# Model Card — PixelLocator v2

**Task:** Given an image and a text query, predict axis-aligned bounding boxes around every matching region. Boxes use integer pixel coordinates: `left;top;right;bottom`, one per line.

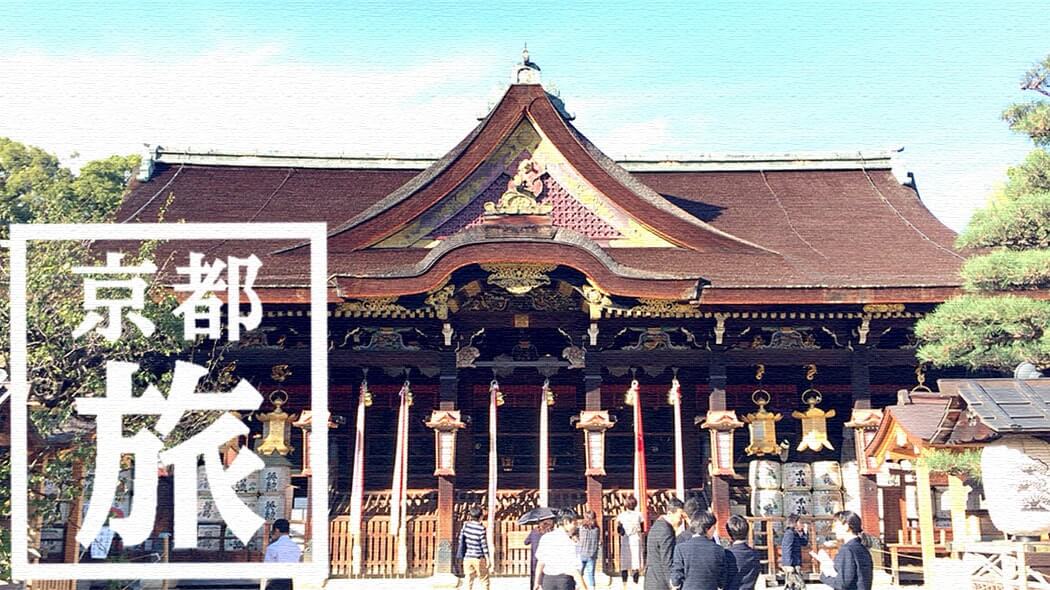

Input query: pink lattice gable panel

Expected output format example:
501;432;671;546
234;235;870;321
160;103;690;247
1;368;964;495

541;176;622;240
428;173;623;241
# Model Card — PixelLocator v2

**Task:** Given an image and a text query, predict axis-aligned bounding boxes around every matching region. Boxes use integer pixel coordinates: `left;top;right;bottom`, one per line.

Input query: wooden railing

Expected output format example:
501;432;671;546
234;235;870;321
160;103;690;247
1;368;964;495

329;514;437;577
329;487;694;578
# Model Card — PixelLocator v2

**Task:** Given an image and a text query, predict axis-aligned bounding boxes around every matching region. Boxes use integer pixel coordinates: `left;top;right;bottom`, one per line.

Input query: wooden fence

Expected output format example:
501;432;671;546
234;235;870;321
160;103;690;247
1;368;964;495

330;487;693;578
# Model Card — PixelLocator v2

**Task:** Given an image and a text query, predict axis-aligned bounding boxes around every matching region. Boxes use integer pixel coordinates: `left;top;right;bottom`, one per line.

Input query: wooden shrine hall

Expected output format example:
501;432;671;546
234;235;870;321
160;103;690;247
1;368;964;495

115;50;977;580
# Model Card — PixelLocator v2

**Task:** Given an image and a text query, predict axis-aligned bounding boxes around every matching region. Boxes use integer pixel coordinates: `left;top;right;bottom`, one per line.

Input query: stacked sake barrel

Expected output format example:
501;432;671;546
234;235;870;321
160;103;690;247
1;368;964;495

196;464;222;551
811;461;845;543
782;462;813;518
748;460;784;518
228;471;262;551
748;461;844;517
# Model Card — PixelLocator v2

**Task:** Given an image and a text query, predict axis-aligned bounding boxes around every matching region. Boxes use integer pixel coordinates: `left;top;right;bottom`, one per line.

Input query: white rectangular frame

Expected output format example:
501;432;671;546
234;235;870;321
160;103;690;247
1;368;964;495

9;223;329;581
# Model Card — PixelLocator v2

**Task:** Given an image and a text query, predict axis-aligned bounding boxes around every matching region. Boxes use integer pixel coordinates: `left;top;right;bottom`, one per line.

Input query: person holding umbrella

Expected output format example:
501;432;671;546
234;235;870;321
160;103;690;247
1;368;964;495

522;506;556;590
534;509;588;590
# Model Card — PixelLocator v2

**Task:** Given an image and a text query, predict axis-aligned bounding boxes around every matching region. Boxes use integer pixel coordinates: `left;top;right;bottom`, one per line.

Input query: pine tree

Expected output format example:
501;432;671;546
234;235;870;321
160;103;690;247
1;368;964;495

916;57;1050;372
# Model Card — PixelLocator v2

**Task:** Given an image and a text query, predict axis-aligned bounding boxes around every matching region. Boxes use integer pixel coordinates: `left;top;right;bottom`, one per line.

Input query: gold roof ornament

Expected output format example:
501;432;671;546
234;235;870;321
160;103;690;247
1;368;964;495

912;363;931;393
484;159;553;216
256;390;296;456
270;364;292;383
480;263;556;295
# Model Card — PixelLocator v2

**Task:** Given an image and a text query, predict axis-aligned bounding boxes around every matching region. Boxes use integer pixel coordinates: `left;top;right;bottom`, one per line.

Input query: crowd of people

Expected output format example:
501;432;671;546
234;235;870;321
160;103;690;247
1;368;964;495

457;500;874;590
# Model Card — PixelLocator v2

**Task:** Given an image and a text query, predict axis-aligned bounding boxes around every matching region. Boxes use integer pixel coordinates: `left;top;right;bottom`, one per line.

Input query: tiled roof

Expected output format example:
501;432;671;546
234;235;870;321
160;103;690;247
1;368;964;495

116;84;965;302
939;379;1050;434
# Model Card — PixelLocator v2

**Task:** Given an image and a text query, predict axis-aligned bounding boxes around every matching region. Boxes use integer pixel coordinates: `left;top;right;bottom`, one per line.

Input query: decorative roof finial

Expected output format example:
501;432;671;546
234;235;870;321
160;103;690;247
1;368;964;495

514;44;541;84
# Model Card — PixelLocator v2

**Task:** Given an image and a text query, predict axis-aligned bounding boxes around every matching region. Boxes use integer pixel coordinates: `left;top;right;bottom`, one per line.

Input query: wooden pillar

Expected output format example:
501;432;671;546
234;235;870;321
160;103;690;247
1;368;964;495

915;456;937;584
948;474;971;551
681;377;700;491
584;355;604;529
851;346;880;536
63;459;85;564
434;352;458;577
708;347;731;540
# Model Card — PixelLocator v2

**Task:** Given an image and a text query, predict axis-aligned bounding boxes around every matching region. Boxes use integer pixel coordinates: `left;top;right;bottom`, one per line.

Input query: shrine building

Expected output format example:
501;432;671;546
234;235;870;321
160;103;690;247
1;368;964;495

109;50;977;580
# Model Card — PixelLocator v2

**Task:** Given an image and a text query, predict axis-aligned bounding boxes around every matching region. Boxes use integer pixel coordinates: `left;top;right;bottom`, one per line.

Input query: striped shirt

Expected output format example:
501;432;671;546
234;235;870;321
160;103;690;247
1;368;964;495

458;521;489;559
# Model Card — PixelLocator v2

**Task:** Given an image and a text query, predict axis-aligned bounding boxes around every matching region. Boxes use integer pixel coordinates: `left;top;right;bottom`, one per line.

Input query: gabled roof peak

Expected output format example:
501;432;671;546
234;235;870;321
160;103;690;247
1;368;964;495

514;44;542;84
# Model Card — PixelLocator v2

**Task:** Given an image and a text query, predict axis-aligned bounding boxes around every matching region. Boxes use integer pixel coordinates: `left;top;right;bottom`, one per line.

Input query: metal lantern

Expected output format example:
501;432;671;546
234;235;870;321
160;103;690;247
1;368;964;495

793;389;836;452
576;410;615;476
425;410;466;476
845;408;883;475
700;410;744;476
256;390;295;456
744;389;783;456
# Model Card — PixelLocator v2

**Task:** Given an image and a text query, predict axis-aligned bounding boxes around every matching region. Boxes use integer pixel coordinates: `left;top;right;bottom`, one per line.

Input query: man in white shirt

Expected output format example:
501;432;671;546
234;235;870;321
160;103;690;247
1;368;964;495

264;519;301;590
534;509;588;590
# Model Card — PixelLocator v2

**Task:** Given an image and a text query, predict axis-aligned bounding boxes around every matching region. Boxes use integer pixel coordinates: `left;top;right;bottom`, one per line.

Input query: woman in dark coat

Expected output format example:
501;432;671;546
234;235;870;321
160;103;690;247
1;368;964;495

813;511;873;590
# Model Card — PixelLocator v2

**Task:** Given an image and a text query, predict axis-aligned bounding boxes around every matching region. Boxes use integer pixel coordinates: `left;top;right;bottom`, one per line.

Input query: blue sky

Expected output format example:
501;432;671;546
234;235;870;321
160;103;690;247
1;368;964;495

2;1;1046;231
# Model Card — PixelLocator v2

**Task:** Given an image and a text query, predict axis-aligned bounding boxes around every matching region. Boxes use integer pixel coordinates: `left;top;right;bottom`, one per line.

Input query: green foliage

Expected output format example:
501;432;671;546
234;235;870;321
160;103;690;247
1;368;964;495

916;295;1050;369
919;55;1050;372
957;192;1050;251
1003;150;1050;200
923;448;983;481
1002;56;1050;146
1003;101;1050;146
0;138;210;581
0;137;71;234
961;249;1050;291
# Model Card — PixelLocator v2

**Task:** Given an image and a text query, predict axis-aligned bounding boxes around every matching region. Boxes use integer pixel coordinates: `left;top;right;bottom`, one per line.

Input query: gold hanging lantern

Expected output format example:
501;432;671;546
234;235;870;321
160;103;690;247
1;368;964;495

256;390;296;456
793;388;836;452
744;389;783;456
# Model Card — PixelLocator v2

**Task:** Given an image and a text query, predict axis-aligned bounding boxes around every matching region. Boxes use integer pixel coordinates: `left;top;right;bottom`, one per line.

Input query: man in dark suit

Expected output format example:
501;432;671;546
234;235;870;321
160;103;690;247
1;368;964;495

815;511;873;590
669;510;734;590
676;497;705;545
644;498;686;590
725;515;762;590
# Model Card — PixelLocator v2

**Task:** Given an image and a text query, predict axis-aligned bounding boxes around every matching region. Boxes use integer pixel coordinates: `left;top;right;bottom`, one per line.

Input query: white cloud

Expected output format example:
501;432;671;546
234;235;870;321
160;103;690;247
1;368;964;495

0;46;1015;234
0;46;501;169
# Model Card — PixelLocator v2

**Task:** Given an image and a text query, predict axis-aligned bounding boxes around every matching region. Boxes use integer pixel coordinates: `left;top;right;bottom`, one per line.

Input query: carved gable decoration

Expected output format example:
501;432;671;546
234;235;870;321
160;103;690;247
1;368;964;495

375;119;671;249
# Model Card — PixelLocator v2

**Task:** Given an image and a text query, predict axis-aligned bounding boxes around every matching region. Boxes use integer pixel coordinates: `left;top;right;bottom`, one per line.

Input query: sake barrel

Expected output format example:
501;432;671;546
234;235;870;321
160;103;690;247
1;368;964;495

812;461;843;490
748;460;782;490
811;490;844;516
257;494;285;522
782;462;813;491
812;519;835;545
783;491;812;517
197;494;221;522
750;489;784;518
